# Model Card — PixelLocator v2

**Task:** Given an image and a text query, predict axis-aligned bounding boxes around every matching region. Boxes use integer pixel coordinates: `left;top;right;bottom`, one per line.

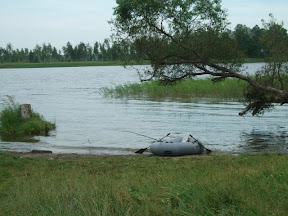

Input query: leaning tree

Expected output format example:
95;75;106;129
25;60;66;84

111;0;288;115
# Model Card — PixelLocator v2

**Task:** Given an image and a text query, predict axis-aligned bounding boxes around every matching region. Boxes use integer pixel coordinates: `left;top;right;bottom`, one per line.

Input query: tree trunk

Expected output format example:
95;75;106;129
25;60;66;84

20;104;32;119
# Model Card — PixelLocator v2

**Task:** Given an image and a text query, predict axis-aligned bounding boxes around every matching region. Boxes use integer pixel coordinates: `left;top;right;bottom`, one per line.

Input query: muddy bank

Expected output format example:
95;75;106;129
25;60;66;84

1;151;140;159
1;150;216;160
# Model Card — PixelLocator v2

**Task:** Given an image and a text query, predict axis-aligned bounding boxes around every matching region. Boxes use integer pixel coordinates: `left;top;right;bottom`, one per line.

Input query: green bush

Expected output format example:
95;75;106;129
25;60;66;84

0;97;55;137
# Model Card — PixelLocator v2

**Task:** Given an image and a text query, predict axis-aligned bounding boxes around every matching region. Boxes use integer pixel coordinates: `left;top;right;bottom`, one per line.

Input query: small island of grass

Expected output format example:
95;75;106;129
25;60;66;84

0;98;55;138
101;78;247;100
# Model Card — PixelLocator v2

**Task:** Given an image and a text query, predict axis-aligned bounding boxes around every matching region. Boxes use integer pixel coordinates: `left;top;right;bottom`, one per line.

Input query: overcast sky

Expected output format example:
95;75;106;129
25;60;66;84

1;0;288;50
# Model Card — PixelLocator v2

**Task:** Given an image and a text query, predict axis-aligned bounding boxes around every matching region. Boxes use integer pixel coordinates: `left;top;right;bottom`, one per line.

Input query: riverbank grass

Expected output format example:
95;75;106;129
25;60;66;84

0;61;125;68
0;153;287;215
0;59;263;69
102;78;247;100
0;99;55;137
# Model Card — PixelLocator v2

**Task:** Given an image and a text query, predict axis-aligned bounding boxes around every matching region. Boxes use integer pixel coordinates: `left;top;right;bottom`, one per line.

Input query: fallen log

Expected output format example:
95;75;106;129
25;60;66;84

31;150;53;154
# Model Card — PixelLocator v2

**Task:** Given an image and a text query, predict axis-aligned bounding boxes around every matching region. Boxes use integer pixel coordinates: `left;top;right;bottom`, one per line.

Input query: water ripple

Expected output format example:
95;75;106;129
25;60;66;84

0;64;287;155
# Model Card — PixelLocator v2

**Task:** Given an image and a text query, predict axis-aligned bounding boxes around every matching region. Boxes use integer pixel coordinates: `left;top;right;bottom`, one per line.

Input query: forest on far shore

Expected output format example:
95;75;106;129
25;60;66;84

1;24;287;64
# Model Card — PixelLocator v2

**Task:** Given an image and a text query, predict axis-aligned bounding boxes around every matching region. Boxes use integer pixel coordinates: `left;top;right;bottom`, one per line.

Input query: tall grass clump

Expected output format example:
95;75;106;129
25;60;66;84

0;97;55;137
101;78;246;100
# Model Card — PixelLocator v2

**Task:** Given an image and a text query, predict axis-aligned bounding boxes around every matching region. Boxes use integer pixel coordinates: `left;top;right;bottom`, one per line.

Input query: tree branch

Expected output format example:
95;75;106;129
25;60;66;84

147;21;204;61
239;103;255;116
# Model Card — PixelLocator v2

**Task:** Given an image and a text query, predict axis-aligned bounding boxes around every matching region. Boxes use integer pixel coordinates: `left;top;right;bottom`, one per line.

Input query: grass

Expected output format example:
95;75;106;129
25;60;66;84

0;98;55;137
0;60;150;69
0;153;287;215
0;59;263;69
0;61;126;69
101;78;247;100
245;58;264;63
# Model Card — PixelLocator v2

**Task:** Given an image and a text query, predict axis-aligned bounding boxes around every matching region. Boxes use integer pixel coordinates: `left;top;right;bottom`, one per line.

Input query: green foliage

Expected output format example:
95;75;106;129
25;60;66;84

112;1;288;115
0;153;288;215
111;0;247;96
0;39;136;64
0;97;55;137
233;24;265;58
261;14;288;63
243;14;288;115
102;78;246;100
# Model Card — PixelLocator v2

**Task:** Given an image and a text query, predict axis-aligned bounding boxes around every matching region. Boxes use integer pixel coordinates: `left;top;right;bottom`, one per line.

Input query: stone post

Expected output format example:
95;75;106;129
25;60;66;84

20;104;32;119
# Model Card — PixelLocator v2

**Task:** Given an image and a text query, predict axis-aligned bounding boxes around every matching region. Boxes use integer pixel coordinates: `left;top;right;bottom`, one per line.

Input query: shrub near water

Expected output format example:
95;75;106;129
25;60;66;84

0;100;55;137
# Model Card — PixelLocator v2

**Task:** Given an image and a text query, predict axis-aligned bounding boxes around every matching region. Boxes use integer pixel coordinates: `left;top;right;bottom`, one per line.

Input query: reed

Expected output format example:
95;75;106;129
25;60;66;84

101;78;247;100
0;98;55;137
0;153;287;215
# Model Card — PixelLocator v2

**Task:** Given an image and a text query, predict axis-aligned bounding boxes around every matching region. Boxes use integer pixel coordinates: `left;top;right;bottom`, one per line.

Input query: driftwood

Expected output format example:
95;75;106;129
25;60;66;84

31;150;53;154
20;104;32;119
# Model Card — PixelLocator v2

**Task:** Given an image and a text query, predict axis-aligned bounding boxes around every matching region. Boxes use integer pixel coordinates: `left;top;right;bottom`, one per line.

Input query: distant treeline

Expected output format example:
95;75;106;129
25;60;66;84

0;38;137;63
1;24;287;64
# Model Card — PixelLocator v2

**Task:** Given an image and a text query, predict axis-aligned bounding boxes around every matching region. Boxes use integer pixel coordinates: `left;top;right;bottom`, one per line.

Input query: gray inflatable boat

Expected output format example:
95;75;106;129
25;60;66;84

150;135;207;156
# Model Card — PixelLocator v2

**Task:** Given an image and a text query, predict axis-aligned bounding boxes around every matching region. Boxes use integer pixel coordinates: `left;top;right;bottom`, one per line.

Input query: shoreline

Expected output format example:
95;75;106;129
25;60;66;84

2;150;140;159
0;59;263;69
1;149;255;159
0;61;126;69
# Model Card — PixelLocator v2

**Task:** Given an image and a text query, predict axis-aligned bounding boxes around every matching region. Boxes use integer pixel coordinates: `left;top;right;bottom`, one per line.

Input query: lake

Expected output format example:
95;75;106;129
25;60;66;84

0;63;287;155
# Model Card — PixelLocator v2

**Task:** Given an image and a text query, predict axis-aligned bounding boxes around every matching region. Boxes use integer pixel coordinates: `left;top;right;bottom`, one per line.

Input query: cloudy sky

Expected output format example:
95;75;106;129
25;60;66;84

1;0;288;50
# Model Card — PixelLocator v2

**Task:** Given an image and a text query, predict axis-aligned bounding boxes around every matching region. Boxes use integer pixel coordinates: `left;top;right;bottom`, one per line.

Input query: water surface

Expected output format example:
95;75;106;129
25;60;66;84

0;63;287;155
